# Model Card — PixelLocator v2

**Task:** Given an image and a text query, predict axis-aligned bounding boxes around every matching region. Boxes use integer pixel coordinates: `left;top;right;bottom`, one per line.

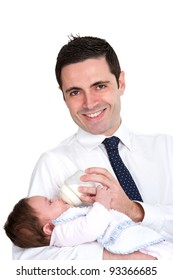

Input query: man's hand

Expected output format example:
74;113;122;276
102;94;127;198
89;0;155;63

78;167;144;222
103;249;157;260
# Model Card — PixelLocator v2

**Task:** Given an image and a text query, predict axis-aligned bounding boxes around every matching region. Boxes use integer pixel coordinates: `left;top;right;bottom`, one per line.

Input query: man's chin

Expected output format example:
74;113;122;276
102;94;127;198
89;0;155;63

85;126;109;135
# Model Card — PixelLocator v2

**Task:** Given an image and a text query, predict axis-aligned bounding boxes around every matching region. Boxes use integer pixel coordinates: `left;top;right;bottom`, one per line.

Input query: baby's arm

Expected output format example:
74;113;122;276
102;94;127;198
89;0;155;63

94;185;111;209
51;187;112;247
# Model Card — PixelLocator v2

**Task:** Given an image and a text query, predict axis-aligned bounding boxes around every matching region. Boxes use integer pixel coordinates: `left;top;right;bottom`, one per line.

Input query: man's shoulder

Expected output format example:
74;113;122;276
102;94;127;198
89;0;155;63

131;129;173;140
129;129;173;148
50;133;77;152
32;133;78;173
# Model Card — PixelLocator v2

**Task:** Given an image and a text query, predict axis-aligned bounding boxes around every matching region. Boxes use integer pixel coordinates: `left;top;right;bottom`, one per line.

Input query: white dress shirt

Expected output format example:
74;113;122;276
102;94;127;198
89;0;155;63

13;123;173;259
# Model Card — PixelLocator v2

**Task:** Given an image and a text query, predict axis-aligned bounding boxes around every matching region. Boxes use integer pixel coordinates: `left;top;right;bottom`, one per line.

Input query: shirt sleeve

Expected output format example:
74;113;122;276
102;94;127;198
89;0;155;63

50;203;112;247
139;202;173;243
12;242;103;260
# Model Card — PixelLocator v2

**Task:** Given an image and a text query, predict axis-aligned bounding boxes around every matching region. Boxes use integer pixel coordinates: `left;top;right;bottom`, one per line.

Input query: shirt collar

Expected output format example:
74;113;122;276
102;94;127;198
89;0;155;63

76;122;132;152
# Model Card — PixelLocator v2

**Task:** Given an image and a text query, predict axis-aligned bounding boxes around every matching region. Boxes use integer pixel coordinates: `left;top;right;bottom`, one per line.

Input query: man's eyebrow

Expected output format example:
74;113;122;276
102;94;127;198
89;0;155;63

90;80;110;87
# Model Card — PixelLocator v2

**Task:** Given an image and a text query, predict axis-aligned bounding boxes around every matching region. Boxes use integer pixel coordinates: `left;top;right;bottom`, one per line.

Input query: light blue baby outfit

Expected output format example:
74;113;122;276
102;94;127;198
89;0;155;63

52;203;164;254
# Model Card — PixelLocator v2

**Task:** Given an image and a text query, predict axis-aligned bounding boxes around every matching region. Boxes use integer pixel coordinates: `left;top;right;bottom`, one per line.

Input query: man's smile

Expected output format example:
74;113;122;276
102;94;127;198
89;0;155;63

83;109;106;119
81;108;107;122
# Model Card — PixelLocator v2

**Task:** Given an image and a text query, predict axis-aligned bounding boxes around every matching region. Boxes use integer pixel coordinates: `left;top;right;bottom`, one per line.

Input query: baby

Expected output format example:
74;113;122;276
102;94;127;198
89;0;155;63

4;186;173;259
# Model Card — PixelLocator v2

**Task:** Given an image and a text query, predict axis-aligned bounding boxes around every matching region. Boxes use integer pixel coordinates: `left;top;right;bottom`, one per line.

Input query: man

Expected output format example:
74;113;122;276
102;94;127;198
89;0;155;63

13;36;173;260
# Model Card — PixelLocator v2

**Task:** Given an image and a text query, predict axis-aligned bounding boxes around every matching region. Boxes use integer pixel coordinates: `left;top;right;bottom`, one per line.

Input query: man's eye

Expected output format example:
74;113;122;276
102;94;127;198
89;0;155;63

70;90;79;96
97;84;106;90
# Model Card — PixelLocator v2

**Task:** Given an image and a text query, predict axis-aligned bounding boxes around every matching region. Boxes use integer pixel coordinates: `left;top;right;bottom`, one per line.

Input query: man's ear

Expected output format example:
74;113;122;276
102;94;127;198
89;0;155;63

43;222;54;236
58;85;66;101
118;71;126;92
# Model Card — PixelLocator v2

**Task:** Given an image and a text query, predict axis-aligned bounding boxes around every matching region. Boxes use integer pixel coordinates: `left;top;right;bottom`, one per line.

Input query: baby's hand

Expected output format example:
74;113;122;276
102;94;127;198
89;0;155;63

95;185;111;210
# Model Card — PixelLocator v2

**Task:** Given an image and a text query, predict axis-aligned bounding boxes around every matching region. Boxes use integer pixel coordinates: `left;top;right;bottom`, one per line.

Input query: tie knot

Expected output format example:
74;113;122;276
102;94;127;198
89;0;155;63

102;136;120;151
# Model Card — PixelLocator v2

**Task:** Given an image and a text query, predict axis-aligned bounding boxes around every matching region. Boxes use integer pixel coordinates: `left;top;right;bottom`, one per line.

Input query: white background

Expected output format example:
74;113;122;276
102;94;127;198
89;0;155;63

1;0;173;261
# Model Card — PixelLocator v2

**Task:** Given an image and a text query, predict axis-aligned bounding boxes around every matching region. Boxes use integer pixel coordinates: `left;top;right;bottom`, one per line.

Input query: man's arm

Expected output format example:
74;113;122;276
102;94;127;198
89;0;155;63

103;249;157;260
12;243;103;260
14;154;157;260
79;167;173;243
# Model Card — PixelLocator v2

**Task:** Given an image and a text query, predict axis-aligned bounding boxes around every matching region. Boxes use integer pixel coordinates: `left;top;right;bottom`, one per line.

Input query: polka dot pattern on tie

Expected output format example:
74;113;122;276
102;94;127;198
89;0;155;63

102;136;143;201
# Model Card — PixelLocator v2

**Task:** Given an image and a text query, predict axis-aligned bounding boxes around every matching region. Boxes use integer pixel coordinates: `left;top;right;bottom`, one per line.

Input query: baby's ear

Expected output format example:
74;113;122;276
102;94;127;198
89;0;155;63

43;222;54;235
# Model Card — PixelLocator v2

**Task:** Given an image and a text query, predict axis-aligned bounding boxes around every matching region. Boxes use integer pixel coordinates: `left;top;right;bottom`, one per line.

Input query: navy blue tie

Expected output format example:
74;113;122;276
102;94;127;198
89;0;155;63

103;136;143;201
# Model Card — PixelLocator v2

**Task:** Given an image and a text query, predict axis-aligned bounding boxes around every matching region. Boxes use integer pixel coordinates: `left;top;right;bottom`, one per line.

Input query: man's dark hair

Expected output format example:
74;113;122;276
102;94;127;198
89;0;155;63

55;35;121;89
4;198;49;248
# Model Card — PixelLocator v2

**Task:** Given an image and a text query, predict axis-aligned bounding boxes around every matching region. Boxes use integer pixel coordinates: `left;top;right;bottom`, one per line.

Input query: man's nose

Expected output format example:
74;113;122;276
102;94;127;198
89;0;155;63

83;91;97;109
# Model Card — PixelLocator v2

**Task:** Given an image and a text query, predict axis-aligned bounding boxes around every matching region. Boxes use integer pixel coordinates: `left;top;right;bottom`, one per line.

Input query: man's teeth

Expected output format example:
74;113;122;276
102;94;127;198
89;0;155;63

87;111;102;118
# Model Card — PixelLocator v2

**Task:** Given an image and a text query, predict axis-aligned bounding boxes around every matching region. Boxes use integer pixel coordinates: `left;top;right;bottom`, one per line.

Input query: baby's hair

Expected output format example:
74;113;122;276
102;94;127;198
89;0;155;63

4;198;49;248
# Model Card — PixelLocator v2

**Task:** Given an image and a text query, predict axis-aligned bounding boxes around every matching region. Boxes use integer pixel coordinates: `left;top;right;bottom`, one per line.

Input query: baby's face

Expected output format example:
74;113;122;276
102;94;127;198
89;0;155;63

28;196;71;221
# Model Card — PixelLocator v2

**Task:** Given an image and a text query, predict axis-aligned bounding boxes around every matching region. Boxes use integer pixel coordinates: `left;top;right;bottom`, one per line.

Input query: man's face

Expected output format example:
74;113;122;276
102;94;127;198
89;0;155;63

61;57;125;136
